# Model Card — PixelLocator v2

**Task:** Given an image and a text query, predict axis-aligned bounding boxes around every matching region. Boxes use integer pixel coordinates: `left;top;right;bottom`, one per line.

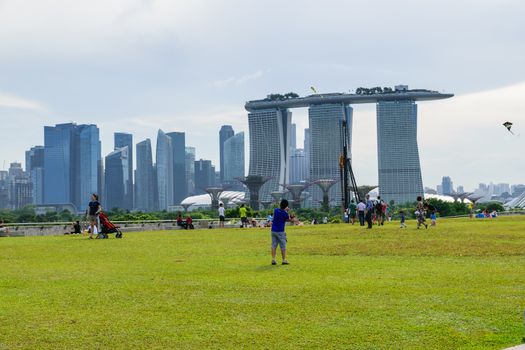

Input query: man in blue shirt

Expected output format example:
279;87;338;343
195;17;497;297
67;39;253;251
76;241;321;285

271;199;291;265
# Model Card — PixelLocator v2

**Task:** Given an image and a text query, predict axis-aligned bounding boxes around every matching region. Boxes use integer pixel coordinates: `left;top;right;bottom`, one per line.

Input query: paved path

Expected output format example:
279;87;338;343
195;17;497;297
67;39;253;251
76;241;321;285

505;344;525;350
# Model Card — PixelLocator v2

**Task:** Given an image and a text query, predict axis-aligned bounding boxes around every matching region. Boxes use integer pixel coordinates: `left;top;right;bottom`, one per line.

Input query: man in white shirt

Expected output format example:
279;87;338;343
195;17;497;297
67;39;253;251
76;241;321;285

218;203;225;228
357;200;366;226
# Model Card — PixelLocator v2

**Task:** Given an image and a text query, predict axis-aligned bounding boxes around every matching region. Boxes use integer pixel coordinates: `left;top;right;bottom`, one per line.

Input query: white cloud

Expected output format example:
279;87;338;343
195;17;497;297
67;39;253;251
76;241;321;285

0;93;44;110
209;70;265;88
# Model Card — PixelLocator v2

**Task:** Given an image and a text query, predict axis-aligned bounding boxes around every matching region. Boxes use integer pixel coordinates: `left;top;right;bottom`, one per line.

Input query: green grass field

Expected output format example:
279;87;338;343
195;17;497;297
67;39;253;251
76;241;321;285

1;217;525;349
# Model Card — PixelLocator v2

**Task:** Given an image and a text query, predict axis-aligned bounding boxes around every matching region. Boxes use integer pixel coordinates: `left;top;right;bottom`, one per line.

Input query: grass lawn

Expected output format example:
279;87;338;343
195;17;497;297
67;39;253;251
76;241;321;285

1;216;525;349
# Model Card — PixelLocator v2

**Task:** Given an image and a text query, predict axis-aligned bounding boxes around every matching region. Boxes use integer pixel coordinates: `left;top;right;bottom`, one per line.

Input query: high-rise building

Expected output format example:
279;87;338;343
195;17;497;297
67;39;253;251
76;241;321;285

43;123;101;211
290;123;297;154
441;176;454;195
219;125;235;185
309;104;352;205
194;159;215;193
245;87;453;207
436;184;443;195
457;185;465;193
185;147;196;196
247;108;291;201
7;162;32;209
114;133;134;210
156;129;173;210
166;132;187;204
289;148;308;184
135;139;156;212
104;147;129;210
25;146;45;205
223;132;245;190
377;101;423;204
0;171;9;209
304;128;310;181
77;125;102;211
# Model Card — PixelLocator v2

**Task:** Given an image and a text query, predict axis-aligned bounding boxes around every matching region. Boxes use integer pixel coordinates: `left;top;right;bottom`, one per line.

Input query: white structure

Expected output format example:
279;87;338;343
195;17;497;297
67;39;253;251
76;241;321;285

180;191;246;211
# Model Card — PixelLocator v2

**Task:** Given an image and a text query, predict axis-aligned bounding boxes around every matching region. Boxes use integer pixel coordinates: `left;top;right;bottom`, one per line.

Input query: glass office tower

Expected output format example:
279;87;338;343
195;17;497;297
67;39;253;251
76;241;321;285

156;129;173;210
104;147;129;210
135;139;156;211
115;132;134;209
223;132;245;190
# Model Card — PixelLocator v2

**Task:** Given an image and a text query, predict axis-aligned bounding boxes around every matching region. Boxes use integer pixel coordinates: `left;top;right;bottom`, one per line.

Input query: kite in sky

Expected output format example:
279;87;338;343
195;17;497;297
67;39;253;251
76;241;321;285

310;86;318;94
503;121;514;135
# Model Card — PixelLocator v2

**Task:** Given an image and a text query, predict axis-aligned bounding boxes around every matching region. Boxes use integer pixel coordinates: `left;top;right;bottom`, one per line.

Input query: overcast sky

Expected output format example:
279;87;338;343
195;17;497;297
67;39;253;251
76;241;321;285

1;0;524;191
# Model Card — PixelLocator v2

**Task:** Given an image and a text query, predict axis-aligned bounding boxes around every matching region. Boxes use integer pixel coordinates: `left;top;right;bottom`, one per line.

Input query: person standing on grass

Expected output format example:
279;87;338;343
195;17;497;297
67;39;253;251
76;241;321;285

416;196;428;229
271;199;291;265
357;199;366;226
218;203;225;228
239;204;248;228
375;196;385;226
87;193;101;239
399;210;407;228
365;194;374;229
430;211;437;227
348;200;357;225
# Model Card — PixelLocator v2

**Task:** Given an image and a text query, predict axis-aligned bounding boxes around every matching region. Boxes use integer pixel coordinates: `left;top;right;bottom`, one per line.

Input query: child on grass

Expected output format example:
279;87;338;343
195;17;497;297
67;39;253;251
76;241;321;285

271;199;291;265
430;211;437;226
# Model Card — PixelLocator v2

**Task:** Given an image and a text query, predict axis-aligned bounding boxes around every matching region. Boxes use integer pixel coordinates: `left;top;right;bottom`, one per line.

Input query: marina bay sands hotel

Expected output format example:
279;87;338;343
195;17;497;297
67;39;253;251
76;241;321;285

245;85;453;205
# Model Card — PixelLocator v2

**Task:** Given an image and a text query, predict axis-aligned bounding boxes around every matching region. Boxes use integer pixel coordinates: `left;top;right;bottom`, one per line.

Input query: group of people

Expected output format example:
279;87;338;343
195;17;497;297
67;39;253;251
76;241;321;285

344;195;438;229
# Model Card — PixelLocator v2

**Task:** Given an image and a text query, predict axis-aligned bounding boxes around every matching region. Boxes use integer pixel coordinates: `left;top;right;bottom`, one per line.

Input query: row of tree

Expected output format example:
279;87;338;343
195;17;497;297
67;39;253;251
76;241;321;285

355;87;394;95
0;200;508;224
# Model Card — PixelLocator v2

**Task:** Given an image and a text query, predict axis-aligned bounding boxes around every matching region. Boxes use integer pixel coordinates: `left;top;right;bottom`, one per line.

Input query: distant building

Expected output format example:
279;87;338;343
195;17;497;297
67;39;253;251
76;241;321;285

135;139;156;212
376;101;423;204
0;171;9;209
457;185;465;193
43;123;101;212
247;108;291;201
166;132;187;204
223;132;245;191
114;133;134;210
26;146;45;205
290;123;297;154
309;104;352;205
289;148;308;184
219;125;234;185
156;130;174;210
441;176;454;195
511;184;525;197
185;147;196;196
104;147;129;210
194;159;215;194
7;162;32;209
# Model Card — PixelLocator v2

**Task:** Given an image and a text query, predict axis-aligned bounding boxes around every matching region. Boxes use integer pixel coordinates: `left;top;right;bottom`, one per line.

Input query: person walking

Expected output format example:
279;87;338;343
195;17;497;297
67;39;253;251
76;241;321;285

87;193;101;239
416;196;428;229
218;203;225;228
375;196;385;226
357;199;366;226
365;194;374;229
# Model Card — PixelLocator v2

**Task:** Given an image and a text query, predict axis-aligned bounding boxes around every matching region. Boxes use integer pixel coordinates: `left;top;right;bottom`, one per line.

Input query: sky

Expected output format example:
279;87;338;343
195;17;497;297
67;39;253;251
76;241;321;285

0;0;524;191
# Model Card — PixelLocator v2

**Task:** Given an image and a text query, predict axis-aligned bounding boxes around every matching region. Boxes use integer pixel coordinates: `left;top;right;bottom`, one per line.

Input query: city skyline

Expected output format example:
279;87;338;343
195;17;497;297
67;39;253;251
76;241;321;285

1;0;524;190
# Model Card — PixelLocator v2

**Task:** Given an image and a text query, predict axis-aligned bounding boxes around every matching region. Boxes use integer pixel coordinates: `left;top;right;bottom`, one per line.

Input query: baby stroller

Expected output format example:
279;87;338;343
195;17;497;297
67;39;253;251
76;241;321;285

98;212;123;239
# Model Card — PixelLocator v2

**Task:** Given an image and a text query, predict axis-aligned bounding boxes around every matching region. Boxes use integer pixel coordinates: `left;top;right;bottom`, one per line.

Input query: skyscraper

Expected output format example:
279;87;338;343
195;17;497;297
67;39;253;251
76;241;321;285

104;147;129;210
194;159;214;193
135;139;156;211
309;104;352;205
289;148;308;184
26;146;44;205
290;123;297;154
77;124;101;211
114;133;134;210
219;125;234;185
156;129;173;210
223;132;245;190
377;100;423;204
185;147;196;196
441;176;454;195
247;108;291;201
43;123;101;211
166;132;187;204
